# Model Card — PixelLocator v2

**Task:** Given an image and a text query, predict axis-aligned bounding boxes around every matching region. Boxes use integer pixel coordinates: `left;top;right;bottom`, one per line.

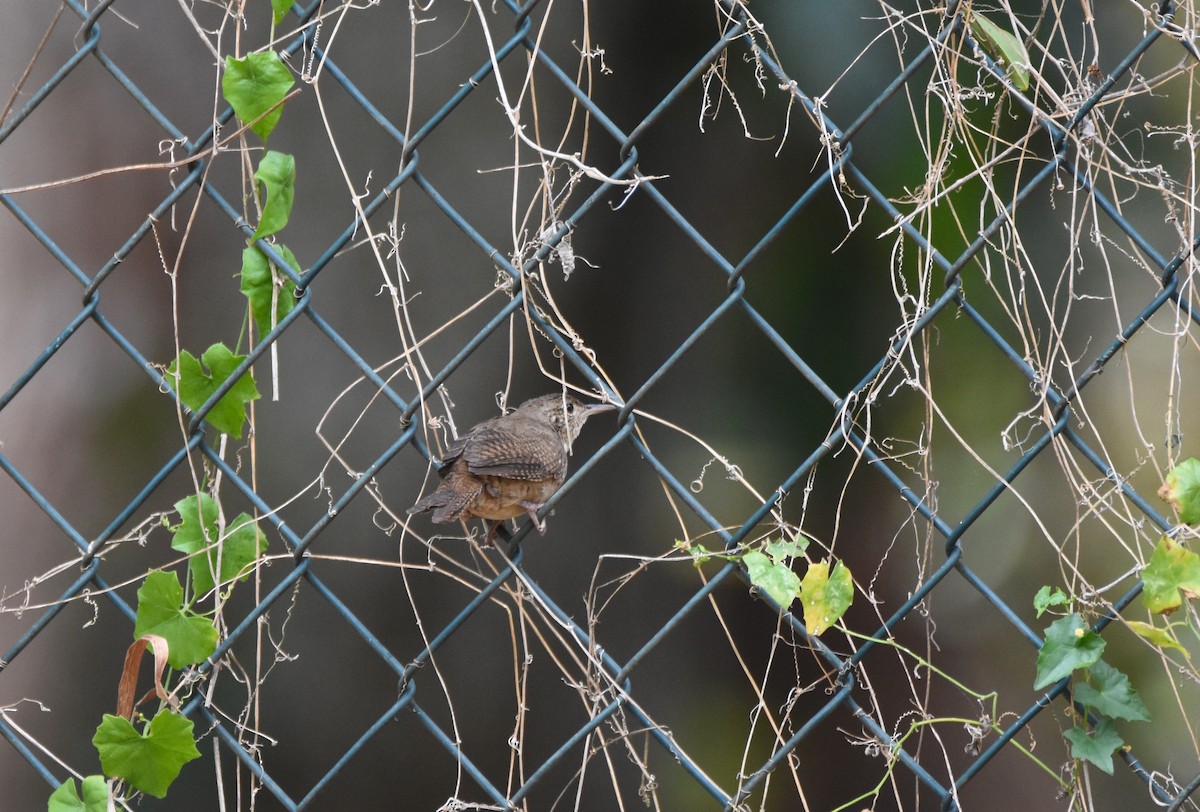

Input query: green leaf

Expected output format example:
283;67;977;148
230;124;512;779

1126;619;1190;659
251;151;296;241
169;495;267;597
969;13;1031;91
1063;719;1123;775
1142;535;1200;615
1160;458;1200;525
765;536;808;562
1074;660;1150;723
48;775;108;812
169;493;220;565
1033;585;1069;618
133;571;218;669
221;51;294;141
799;559;854;636
271;0;296;25
93;710;201;799
241;245;299;338
166;343;261;438
1034;614;1105;690
743;550;801;611
675;539;719;566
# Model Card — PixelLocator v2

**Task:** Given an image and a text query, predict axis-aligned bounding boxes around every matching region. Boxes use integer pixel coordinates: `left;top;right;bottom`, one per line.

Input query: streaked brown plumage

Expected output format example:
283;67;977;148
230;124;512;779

408;393;614;539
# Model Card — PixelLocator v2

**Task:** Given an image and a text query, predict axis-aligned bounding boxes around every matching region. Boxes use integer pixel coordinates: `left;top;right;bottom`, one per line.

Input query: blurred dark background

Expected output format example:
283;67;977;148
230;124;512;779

2;1;1198;810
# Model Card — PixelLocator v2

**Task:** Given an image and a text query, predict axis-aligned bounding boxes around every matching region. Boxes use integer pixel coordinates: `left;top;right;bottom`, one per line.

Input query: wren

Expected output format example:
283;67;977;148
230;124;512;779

407;393;614;540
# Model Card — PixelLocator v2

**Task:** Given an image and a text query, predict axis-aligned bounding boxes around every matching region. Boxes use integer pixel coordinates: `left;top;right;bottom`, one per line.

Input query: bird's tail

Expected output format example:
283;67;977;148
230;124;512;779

408;476;479;524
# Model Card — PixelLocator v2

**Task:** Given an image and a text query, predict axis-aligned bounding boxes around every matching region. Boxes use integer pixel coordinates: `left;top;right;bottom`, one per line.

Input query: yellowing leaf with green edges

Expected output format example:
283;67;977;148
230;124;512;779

1126;620;1189;659
1142;535;1200;615
799;559;853;636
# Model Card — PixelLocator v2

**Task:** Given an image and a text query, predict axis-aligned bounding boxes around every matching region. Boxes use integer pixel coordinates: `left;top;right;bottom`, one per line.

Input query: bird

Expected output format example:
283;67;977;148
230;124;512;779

407;393;615;542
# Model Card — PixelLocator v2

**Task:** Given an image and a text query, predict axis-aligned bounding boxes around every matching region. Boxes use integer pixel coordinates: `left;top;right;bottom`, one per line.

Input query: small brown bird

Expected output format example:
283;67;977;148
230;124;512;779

408;393;615;540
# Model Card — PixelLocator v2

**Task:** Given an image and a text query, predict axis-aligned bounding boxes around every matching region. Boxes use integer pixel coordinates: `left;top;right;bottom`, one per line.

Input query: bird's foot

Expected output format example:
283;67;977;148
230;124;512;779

483;521;512;547
521;504;548;535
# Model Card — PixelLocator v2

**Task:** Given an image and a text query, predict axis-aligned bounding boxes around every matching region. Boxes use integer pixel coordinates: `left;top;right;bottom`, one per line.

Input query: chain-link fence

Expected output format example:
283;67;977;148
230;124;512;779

3;1;1200;810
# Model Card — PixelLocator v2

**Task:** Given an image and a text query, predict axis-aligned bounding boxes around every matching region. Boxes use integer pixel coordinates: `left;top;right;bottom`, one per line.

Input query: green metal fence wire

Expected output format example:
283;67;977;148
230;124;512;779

3;0;1200;809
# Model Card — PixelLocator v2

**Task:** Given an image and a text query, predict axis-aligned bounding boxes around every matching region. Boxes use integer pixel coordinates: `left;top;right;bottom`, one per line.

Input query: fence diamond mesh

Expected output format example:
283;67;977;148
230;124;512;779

3;1;1200;810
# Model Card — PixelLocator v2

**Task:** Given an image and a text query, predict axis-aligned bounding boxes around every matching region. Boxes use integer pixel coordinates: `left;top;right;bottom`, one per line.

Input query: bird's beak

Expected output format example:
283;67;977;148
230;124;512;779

586;402;617;417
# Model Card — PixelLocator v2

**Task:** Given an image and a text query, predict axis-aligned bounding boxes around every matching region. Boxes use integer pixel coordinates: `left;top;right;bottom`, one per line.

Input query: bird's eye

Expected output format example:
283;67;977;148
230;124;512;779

565;402;576;413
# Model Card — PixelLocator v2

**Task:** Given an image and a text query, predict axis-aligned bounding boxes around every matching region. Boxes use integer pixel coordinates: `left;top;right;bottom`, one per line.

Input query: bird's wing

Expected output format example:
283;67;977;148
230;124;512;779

460;421;567;481
434;434;469;477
